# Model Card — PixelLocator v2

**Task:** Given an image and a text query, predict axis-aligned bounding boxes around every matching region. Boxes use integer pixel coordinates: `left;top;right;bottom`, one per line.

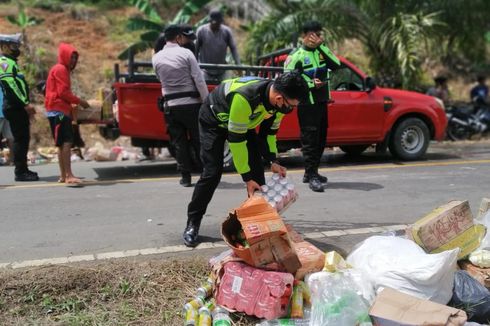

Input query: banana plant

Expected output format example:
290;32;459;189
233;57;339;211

118;0;212;60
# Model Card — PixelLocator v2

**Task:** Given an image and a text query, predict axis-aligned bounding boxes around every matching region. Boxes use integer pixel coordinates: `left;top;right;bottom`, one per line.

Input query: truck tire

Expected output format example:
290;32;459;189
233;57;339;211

389;117;430;160
339;145;370;156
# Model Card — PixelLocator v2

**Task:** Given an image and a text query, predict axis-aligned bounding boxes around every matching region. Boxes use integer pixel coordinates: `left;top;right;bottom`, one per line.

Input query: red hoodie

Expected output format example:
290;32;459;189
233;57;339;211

45;43;80;116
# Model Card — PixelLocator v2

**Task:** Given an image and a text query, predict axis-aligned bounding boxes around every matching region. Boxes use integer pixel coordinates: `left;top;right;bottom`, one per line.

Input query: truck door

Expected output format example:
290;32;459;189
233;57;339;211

328;65;385;144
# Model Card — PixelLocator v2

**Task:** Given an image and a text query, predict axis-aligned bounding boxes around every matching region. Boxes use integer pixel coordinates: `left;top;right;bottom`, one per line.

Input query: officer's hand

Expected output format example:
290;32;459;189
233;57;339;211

246;180;261;198
313;78;325;88
79;99;90;109
307;33;323;48
271;162;287;177
25;104;36;116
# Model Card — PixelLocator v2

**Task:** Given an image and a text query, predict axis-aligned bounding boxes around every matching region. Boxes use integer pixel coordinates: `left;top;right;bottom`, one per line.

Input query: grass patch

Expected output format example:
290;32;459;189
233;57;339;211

0;257;258;325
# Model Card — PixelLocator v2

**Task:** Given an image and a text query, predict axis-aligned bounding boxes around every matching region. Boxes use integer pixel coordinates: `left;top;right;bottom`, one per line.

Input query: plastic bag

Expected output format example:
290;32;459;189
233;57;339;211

450;270;490;323
306;271;373;326
346;236;459;304
469;211;490;268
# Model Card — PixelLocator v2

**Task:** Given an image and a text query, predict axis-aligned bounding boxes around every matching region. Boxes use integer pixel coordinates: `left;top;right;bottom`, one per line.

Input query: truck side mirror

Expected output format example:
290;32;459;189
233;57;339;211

365;76;376;92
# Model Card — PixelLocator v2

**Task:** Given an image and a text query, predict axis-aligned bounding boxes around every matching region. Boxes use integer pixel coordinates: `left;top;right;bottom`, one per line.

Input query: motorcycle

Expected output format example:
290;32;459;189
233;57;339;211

446;101;490;141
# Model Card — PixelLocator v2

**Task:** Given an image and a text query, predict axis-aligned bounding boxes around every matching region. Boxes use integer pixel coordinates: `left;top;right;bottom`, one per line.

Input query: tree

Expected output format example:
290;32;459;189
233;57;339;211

246;0;489;89
118;0;212;59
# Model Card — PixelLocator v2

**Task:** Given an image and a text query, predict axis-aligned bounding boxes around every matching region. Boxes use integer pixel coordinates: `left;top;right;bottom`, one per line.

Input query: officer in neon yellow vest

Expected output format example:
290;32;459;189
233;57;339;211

184;72;308;247
0;33;39;181
284;21;340;192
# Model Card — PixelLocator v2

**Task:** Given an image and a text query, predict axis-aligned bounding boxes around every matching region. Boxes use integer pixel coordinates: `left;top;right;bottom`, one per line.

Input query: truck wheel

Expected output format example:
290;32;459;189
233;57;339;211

339;145;370;156
389;117;430;160
223;141;234;171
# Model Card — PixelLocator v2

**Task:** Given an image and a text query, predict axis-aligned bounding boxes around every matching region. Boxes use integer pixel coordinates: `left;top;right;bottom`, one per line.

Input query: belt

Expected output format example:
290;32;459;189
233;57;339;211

163;91;200;102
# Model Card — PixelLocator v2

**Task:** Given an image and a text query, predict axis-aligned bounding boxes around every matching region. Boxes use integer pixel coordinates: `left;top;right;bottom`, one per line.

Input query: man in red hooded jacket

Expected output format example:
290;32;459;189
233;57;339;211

45;43;89;185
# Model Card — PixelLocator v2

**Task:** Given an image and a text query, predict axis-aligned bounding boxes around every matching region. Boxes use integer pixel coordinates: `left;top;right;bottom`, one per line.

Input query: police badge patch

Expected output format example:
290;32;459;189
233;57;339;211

304;57;311;65
1;62;9;71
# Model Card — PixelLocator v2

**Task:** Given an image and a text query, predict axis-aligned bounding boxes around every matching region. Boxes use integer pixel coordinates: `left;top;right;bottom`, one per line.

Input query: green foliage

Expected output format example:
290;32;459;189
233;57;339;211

7;3;43;29
248;0;490;89
171;0;212;24
128;0;162;23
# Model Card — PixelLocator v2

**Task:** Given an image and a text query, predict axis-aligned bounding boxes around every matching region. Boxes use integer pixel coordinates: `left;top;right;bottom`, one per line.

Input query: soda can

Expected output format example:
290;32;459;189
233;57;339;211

184;306;198;326
266;179;275;188
260;185;269;193
280;189;290;202
290;283;304;318
279;177;289;186
198;306;212;326
273;184;283;193
274;195;284;211
271;173;280;182
266;189;276;199
196;282;213;300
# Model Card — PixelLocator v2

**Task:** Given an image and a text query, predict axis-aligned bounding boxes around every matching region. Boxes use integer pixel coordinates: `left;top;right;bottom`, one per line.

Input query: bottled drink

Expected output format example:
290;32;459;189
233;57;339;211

212;306;232;326
184;306;198;326
256;318;310;326
183;297;204;312
196;282;213;300
198;306;212;326
290;283;304;318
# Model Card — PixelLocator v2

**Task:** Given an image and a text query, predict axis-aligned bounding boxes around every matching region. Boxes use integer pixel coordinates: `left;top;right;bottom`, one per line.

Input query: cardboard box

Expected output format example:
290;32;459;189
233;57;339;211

286;225;325;279
370;288;467;326
222;196;301;273
407;200;486;259
459;260;490;289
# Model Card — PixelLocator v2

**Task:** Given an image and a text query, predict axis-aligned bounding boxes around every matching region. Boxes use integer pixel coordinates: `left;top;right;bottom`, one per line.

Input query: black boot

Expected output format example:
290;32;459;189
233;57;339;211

15;171;39;181
179;173;191;187
308;175;324;192
303;172;327;184
183;220;201;247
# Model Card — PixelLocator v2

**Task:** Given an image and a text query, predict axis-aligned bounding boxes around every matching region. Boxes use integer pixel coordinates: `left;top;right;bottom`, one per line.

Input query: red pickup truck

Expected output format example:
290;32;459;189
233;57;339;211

103;51;446;165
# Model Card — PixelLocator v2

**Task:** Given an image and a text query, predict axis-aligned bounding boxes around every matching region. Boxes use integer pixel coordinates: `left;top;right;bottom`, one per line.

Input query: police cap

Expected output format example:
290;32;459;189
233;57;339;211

0;33;22;45
164;24;181;41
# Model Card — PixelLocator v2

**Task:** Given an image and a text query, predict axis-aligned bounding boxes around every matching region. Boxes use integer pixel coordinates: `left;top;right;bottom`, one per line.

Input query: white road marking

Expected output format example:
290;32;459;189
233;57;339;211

0;224;408;270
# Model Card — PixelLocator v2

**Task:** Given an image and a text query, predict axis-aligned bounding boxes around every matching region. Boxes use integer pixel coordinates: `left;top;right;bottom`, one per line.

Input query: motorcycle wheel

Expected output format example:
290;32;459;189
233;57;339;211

446;119;472;141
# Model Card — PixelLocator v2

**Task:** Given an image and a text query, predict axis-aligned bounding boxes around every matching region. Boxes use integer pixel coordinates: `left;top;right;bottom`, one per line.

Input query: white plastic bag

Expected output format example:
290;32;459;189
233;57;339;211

306;271;373;326
346;236;458;304
469;211;490;268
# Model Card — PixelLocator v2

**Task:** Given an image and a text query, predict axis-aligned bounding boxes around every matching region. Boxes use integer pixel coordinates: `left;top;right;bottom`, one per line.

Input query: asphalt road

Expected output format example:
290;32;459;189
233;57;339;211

1;140;489;265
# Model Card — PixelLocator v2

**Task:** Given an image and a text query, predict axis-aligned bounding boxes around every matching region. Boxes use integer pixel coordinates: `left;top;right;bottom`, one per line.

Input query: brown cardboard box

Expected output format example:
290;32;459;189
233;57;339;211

407;200;486;259
459;260;490;289
370;288;467;326
222;196;301;273
286;225;325;279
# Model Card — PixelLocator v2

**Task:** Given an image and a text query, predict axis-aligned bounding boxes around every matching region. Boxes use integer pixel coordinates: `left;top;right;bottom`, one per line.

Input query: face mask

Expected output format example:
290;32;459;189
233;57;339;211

275;97;294;114
11;48;20;58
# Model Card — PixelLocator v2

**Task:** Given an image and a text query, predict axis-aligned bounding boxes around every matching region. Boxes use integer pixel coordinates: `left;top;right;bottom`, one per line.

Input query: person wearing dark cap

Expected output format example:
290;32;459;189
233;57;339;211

179;24;197;58
196;9;240;82
0;33;39;181
284;20;341;192
152;24;208;187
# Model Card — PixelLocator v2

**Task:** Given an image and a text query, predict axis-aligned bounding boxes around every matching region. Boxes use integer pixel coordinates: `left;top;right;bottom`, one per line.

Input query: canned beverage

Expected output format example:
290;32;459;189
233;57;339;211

198;306;212;326
280;189;290;202
266;179;275;188
273;184;283;192
268;200;277;209
271;173;280;182
196;282;213;300
212;306;232;326
274;195;284;211
299;281;311;305
279;177;289;186
260;185;269;193
183;297;204;312
290;283;304;318
266;189;276;198
184;306;198;326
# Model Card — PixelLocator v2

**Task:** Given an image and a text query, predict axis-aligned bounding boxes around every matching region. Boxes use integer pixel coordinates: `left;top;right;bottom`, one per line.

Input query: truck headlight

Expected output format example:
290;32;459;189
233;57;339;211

434;97;445;111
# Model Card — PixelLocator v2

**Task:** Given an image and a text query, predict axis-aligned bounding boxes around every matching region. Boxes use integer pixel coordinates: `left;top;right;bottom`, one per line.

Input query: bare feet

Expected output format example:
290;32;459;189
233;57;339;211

65;176;82;186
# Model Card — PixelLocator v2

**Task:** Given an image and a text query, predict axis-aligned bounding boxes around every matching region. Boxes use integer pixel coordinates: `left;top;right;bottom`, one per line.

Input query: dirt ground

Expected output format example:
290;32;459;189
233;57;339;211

0;257;257;326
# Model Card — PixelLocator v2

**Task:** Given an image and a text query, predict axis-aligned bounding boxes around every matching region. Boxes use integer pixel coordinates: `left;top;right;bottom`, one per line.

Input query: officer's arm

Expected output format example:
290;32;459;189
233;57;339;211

0;79;27;108
228;94;253;181
189;54;208;100
259;112;284;163
318;44;341;70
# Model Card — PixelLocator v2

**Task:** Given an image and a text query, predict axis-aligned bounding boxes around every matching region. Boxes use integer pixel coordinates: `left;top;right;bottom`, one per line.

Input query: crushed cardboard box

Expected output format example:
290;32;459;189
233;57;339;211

286;225;325;279
370;287;467;326
222;196;301;273
407;200;486;259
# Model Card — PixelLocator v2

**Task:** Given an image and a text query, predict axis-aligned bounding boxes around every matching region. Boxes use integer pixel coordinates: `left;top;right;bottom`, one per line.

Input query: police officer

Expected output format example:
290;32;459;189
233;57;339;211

0;33;38;181
284;21;340;192
183;72;308;247
152;25;208;187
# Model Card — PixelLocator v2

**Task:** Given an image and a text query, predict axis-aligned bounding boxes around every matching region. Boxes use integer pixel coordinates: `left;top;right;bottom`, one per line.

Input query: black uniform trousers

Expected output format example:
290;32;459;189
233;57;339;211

164;103;201;175
187;103;265;226
3;108;30;175
297;101;328;176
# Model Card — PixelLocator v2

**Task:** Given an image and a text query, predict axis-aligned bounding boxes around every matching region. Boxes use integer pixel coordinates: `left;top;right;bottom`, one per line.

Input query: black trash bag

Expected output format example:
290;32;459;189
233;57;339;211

449;270;490;323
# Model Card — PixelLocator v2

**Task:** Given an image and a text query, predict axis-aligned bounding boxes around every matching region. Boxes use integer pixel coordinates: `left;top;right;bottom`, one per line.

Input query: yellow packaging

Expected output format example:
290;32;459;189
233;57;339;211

323;251;351;272
407;200;486;259
299;281;311;305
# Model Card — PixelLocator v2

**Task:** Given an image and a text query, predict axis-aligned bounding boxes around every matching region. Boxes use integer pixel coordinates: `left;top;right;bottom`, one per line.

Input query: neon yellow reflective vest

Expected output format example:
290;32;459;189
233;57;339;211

0;55;29;110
